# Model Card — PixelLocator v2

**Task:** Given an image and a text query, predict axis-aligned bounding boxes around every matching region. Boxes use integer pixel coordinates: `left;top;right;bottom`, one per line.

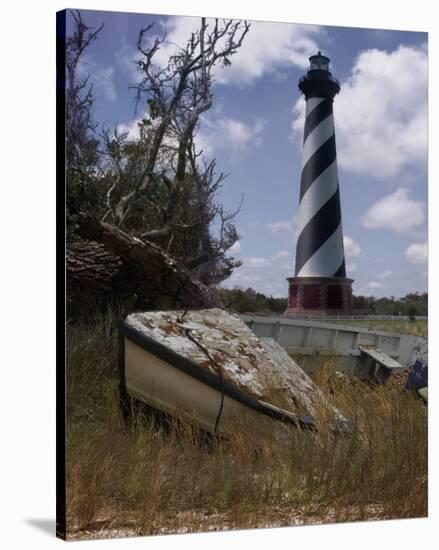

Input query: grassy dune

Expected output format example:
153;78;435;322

65;314;427;540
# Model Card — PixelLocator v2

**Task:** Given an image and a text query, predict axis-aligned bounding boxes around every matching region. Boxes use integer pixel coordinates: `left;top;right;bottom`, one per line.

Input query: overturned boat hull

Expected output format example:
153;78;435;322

118;309;349;434
119;321;308;434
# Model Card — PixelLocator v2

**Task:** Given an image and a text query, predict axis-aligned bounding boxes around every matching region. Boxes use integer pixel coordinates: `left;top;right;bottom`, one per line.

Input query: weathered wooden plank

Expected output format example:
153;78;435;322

358;345;403;370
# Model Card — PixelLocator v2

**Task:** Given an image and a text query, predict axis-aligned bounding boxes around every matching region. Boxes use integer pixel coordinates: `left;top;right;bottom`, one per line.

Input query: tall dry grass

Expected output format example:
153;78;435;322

65;313;427;540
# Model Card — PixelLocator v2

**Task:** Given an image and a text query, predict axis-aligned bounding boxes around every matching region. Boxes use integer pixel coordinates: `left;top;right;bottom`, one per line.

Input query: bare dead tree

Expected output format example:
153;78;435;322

66;13;249;311
93;17;248;284
185;137;243;284
101;17;250;228
65;10;103;171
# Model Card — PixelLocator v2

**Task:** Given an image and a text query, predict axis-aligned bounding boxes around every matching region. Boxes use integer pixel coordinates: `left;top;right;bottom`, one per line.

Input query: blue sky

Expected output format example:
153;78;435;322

66;9;428;298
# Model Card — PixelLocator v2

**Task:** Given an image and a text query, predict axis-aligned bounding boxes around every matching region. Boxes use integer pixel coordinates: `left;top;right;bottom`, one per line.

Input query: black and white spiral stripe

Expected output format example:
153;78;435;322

294;97;346;278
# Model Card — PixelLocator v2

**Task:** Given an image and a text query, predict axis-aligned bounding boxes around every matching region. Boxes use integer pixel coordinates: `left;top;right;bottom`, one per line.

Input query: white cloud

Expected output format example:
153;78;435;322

97;67;117;101
343;235;362;258
266;220;297;235
368;281;385;289
225;251;292;294
378;269;392;279
223;117;265;148
405;242;428;264
244;257;271;268
214;21;322;86
225;271;261;286
361;188;425;235
149;17;323;87
77;55;117;102
197;116;266;157
115;42;139;81
272;250;290;261
118;110;264;165
343;236;361;277
117;118;143;140
292;44;427;179
227;241;241;255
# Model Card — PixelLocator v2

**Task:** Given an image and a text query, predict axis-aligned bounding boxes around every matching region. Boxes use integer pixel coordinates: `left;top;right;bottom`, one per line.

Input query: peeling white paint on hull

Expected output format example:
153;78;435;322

120;308;346;433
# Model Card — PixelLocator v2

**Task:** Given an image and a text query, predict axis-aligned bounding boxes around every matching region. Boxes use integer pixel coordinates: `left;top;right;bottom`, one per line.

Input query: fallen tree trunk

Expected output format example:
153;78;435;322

67;241;122;293
77;215;221;309
67;241;145;316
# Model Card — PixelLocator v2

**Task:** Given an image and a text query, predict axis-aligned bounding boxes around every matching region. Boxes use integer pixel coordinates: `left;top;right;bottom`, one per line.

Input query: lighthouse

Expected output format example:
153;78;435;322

285;52;353;316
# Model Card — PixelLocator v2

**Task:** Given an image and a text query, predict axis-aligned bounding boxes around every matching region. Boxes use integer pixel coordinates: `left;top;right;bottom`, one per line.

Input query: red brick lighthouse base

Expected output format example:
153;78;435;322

285;277;353;317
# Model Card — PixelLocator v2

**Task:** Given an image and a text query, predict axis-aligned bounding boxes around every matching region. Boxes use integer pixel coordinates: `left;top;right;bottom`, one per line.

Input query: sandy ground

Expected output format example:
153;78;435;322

66;504;415;541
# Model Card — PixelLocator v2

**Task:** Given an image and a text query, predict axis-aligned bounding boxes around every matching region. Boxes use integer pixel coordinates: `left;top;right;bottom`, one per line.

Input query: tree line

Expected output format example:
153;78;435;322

352;292;427;317
219;287;428;316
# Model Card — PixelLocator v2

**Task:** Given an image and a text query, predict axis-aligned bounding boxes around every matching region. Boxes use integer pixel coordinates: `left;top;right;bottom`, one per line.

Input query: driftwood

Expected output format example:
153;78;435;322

72;215;220;309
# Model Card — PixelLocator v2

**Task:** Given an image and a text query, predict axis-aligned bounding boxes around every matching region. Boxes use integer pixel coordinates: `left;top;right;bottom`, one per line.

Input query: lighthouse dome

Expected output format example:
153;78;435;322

309;51;330;72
